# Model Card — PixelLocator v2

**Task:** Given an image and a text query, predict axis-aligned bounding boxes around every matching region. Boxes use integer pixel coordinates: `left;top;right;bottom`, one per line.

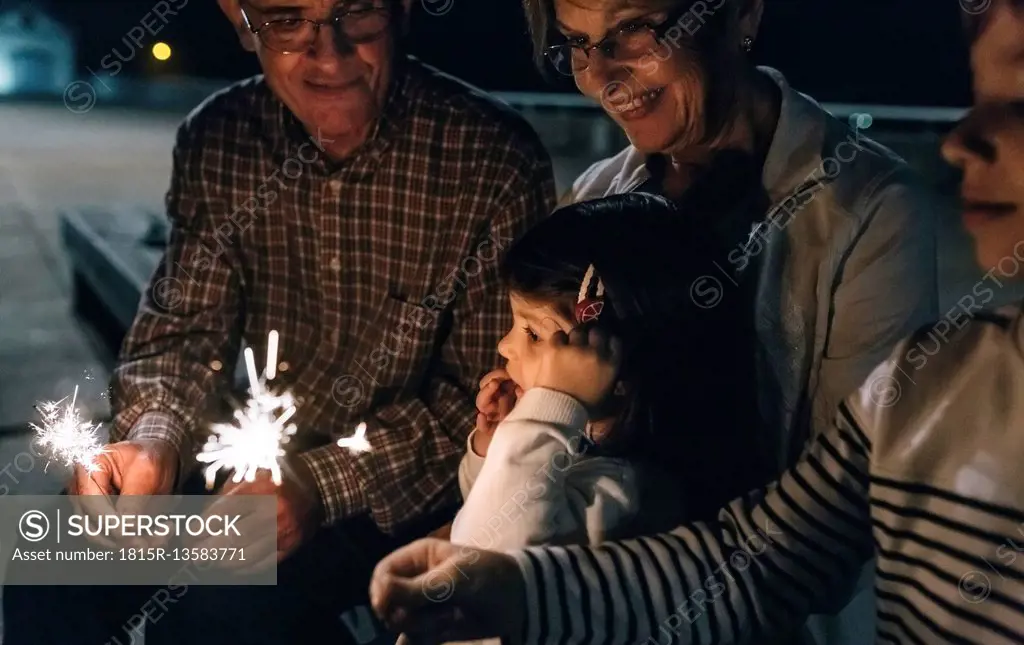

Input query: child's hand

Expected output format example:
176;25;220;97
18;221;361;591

473;369;520;457
519;322;623;410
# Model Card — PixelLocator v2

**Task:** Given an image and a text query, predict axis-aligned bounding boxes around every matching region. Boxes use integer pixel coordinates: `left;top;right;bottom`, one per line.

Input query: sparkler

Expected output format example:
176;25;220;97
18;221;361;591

336;422;371;453
196;330;298;489
31;385;111;501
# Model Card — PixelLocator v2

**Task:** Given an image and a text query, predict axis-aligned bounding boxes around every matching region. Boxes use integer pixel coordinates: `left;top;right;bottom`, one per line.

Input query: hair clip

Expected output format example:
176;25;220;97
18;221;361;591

575;263;604;324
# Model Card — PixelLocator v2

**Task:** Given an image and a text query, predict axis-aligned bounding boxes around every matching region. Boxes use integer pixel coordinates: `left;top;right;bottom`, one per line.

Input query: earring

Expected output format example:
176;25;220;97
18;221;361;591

742;36;754;52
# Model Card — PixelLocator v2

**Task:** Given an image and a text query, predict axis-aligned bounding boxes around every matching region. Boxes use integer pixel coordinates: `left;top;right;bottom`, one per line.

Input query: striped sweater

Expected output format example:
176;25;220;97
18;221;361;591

510;304;1024;645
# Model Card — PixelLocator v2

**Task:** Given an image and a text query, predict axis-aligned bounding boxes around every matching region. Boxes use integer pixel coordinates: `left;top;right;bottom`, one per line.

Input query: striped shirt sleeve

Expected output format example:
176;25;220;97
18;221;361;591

509;389;876;645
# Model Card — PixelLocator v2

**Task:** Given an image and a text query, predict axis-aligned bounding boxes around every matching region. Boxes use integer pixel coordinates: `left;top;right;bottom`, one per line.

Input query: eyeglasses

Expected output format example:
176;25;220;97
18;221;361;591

544;5;693;76
240;2;391;54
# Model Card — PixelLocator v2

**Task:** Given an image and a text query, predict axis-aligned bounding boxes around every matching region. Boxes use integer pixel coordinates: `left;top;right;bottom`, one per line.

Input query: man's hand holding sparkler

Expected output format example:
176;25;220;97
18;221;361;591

66;437;180;549
68;438;179;498
187;331;346;572
189;452;323;573
32;386;180;547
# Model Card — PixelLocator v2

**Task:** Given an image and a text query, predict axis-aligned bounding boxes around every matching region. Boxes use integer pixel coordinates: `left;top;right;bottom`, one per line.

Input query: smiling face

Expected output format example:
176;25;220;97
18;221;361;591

497;293;574;388
220;0;397;158
941;0;1024;273
552;0;742;157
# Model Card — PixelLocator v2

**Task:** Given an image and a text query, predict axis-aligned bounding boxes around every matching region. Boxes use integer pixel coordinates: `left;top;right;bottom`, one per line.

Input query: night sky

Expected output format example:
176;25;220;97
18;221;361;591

39;0;973;107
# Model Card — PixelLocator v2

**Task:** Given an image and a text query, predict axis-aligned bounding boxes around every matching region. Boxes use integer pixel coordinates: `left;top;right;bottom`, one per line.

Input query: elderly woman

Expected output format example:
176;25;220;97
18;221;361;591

525;0;940;640
533;0;939;471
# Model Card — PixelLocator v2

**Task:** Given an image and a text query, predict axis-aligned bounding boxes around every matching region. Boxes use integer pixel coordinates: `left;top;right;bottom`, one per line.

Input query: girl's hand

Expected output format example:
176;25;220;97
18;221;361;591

473;369;520;457
520;322;623;410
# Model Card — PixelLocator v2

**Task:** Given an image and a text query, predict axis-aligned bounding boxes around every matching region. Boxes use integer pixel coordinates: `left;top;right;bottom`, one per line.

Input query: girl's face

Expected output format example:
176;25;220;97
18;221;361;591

497;293;574;387
940;0;1024;273
553;0;721;155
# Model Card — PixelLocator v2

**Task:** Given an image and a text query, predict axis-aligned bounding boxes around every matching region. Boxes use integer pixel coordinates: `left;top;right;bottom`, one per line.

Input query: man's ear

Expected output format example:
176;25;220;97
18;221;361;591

218;0;258;52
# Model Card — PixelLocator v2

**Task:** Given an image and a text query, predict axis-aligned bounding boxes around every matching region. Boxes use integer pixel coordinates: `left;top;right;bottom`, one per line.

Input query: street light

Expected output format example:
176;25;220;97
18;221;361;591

152;42;172;62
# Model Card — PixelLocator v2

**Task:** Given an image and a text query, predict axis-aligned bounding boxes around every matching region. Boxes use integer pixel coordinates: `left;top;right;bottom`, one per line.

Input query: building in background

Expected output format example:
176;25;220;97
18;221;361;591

0;3;74;95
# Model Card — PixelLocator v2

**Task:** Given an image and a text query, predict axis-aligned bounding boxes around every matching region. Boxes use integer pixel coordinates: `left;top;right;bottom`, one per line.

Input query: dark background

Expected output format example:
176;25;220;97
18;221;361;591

38;0;973;106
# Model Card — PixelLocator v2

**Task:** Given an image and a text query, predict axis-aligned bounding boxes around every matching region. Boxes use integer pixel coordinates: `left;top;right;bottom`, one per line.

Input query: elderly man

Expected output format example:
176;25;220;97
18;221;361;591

1;1;554;644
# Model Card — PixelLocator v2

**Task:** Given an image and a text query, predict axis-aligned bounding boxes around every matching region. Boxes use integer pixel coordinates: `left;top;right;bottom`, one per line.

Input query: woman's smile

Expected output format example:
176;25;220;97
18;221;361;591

612;87;666;120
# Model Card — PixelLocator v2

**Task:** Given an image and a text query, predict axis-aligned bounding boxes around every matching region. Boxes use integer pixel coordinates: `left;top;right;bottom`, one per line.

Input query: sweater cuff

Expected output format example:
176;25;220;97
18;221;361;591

503;388;589;431
458;430;487;497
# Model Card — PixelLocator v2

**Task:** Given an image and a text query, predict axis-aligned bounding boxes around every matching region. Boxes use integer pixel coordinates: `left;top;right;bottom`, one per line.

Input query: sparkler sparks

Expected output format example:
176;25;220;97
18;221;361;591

31;386;105;474
336;422;370;453
196;331;298;489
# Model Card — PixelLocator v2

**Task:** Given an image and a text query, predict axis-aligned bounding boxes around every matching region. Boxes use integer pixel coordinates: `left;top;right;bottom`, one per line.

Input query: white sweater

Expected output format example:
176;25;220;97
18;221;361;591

451;389;640;551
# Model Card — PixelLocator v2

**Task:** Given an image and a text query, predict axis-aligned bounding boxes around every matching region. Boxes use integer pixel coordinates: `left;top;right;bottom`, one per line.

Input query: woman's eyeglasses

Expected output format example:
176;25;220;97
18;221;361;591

240;2;391;54
544;6;694;76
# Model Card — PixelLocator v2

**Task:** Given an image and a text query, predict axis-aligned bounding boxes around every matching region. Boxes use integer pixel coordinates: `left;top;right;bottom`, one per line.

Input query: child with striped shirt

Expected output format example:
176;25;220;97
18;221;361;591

369;4;1024;643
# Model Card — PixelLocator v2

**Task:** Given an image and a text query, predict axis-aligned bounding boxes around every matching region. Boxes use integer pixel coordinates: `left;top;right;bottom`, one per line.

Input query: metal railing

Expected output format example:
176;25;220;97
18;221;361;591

1;75;967;125
1;75;967;163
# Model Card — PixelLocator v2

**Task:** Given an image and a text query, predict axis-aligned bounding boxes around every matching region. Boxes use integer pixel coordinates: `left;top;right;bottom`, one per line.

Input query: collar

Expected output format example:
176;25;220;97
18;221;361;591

270;55;415;178
756;66;830;204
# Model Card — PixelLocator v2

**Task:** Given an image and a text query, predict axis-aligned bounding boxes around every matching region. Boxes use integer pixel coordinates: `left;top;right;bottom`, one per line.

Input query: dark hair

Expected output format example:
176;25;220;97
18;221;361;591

521;0;744;76
501;151;774;520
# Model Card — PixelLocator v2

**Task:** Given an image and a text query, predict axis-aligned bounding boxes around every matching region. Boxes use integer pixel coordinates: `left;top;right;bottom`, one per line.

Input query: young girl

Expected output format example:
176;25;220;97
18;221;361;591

451;160;777;553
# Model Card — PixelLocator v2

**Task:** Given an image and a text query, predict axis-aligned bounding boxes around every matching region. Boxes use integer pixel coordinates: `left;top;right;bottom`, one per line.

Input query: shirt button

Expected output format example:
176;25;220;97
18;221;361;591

329;179;342;193
329;257;342;272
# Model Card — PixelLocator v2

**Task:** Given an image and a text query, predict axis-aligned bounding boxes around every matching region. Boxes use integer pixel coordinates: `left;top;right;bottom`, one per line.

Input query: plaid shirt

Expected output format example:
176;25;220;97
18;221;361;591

108;56;556;533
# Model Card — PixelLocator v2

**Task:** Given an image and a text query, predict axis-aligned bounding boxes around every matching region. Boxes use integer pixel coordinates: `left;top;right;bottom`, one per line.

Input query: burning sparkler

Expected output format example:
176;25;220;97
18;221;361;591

196;330;298;489
336;422;371;453
31;385;104;474
31;385;114;504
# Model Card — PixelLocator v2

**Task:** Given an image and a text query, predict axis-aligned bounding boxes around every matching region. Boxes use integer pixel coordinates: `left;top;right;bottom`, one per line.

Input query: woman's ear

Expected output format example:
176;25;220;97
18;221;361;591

399;0;414;36
736;0;764;46
218;0;259;53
